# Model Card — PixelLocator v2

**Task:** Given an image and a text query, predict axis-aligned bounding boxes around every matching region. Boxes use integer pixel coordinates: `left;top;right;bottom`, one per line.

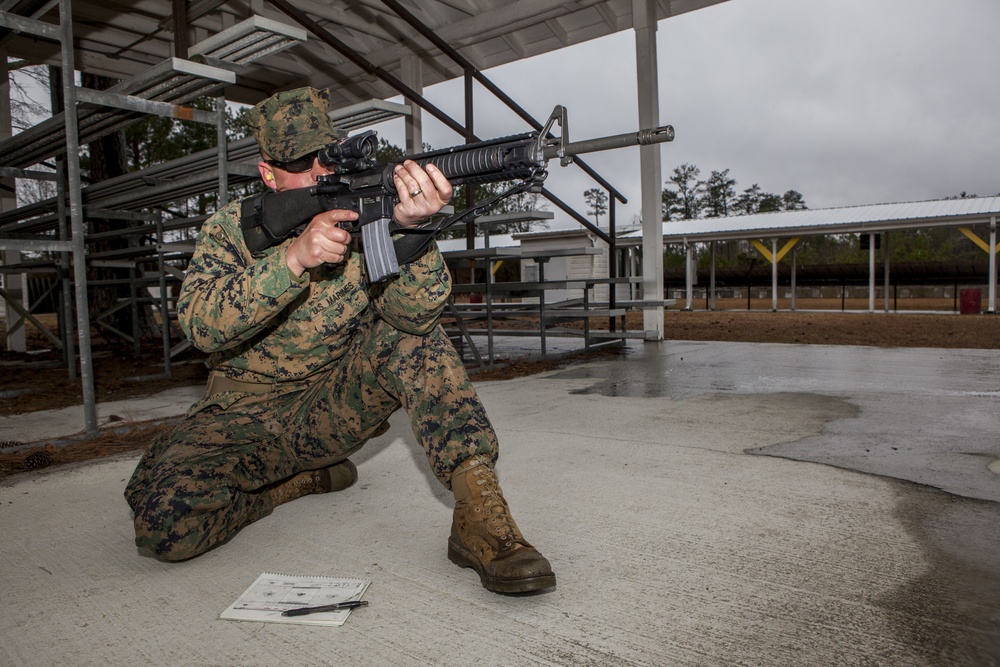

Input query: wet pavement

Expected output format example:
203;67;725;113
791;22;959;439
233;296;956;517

554;340;1000;503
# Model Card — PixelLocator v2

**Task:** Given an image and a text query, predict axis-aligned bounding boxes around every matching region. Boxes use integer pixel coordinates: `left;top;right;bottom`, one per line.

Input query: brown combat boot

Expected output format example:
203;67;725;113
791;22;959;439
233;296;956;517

448;455;555;594
269;459;358;507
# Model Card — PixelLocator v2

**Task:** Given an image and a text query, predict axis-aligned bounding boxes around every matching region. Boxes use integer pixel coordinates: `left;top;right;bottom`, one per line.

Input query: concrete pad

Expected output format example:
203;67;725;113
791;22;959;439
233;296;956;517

2;342;999;666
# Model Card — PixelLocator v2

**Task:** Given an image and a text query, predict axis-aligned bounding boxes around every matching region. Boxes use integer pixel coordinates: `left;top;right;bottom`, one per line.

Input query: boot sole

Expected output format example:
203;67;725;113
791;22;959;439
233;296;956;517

448;540;557;594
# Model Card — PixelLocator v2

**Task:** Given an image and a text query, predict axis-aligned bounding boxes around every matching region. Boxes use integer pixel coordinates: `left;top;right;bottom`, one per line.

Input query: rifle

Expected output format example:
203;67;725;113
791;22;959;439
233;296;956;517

241;105;674;282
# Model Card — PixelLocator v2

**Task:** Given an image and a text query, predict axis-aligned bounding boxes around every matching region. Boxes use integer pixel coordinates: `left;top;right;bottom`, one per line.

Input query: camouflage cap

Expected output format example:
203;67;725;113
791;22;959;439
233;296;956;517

244;87;341;161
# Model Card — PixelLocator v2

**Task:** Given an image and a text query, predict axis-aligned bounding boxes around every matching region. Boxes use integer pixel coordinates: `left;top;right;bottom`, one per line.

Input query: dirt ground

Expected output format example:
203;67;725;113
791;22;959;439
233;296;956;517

656;298;1000;348
1;300;996;479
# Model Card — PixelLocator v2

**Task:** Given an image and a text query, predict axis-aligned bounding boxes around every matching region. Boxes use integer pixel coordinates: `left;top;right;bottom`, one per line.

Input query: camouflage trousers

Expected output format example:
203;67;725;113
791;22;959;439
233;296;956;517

124;319;497;561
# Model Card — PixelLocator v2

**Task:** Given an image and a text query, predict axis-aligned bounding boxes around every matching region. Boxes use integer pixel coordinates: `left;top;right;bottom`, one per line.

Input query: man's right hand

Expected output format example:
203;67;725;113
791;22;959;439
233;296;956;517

285;209;357;277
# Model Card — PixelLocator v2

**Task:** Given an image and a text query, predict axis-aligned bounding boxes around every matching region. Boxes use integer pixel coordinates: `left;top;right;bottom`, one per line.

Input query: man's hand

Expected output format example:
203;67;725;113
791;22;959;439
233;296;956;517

285;209;356;277
283;160;452;277
392;161;453;227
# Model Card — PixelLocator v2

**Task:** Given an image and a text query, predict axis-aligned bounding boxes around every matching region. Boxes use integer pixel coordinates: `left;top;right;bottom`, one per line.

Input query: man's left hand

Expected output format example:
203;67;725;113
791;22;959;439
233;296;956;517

392;160;453;227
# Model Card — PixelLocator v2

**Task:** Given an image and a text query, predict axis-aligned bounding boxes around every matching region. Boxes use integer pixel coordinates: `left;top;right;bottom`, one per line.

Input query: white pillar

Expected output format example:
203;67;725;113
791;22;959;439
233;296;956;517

771;238;778;311
634;0;664;339
868;233;876;313
630;247;639;300
709;241;716;310
684;243;693;310
400;49;423;155
791;246;797;311
989;216;997;314
883;232;891;312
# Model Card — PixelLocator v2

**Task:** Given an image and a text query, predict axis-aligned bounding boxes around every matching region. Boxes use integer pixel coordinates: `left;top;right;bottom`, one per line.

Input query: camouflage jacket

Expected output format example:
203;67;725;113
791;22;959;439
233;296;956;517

178;199;451;395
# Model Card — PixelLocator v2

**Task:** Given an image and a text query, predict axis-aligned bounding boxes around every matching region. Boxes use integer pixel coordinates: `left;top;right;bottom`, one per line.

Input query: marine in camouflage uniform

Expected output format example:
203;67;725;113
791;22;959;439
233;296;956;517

124;87;555;594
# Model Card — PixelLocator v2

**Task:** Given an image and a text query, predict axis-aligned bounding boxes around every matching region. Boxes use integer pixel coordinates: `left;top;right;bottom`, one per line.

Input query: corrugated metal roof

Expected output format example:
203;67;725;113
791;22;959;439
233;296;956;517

618;197;1000;243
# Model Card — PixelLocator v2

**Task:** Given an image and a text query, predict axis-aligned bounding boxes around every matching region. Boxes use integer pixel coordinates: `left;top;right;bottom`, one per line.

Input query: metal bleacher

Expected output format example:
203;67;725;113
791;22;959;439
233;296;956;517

1;58;234;170
0;7;413;433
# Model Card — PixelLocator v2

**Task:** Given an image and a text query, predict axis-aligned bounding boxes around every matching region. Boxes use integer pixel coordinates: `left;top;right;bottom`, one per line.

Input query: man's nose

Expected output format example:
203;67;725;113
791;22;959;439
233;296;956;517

310;157;334;180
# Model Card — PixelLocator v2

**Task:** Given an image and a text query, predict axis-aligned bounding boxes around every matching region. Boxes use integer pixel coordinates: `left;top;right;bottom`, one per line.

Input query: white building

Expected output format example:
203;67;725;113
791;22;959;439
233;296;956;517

513;226;642;304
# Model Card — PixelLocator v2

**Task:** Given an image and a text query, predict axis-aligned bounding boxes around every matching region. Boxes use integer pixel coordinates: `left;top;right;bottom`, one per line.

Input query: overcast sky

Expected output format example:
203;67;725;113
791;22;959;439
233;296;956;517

378;0;1000;229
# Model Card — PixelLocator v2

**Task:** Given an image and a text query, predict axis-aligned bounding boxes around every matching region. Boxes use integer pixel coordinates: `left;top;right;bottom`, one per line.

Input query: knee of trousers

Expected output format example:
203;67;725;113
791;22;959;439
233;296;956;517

130;480;247;562
377;323;447;358
131;495;200;562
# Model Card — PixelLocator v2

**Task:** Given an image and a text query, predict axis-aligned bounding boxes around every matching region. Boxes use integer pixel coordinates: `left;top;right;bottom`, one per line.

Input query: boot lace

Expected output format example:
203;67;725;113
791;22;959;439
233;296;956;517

473;467;521;546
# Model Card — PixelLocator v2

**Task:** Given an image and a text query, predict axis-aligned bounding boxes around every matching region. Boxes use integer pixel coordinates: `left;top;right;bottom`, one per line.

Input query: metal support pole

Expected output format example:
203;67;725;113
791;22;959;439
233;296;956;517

868;232;876;313
771;238;778;311
463;68;475;249
216;95;228;208
684;243;693;311
709;241;716;310
55;155;76;378
609;195;618;331
172;0;189;58
987;216;997;314
400;49;423;155
156;213;172;378
129;266;140;356
485;254;495;367
630;248;638;301
634;0;664;337
537;259;547;355
0;50;27;353
883;232;890;312
791;246;797;311
46;65;76;375
59;0;98;435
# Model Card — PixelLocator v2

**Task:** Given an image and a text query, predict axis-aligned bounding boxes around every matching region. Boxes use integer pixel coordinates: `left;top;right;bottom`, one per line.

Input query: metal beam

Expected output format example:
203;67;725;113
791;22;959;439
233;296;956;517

0;10;60;39
0;166;58;180
269;0;469;138
59;0;98;434
0;285;63;348
0;237;72;251
75;87;218;124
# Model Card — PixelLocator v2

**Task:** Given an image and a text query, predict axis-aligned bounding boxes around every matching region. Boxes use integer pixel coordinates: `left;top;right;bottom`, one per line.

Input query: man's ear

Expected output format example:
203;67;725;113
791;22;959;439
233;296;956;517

258;161;277;190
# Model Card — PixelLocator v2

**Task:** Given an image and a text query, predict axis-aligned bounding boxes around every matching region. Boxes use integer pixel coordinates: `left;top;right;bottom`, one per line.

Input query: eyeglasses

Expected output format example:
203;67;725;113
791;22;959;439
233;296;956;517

264;150;320;173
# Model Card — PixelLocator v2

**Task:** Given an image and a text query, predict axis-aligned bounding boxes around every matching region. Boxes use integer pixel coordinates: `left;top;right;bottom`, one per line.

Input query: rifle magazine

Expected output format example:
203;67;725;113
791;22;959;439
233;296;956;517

362;218;400;283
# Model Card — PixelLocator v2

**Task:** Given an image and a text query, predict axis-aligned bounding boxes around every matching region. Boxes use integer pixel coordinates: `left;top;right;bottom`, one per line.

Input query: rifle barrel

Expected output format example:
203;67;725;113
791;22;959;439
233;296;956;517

542;125;675;161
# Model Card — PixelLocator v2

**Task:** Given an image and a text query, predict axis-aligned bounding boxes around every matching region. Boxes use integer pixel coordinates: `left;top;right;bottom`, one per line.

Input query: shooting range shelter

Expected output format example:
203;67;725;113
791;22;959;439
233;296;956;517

618;197;1000;313
1;0;727;434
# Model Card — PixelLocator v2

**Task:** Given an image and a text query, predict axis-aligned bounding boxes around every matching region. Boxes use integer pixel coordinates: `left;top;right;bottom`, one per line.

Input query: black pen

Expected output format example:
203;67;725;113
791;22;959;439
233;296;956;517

281;600;369;617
